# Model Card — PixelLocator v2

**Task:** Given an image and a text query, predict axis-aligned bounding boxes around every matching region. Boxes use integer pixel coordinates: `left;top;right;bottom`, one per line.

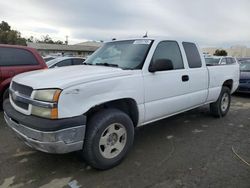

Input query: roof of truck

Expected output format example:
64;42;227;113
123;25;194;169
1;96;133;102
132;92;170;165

105;37;196;43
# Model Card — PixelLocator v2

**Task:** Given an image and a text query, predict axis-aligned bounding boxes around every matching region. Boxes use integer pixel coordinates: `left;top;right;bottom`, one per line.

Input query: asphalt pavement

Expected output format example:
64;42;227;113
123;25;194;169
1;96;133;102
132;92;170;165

0;94;249;188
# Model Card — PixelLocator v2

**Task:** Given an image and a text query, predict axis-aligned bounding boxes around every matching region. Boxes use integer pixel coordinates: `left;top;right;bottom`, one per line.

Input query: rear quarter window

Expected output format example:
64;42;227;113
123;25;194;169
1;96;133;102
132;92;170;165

0;47;38;66
182;42;202;68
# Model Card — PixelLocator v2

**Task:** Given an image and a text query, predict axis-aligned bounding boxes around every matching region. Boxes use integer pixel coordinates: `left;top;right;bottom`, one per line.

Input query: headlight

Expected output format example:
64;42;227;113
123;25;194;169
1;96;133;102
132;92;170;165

34;89;61;102
32;89;61;119
31;106;53;119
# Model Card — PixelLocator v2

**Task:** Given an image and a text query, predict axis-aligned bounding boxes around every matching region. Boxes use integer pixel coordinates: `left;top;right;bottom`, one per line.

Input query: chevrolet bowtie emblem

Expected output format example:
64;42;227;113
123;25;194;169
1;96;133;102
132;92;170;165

12;91;19;101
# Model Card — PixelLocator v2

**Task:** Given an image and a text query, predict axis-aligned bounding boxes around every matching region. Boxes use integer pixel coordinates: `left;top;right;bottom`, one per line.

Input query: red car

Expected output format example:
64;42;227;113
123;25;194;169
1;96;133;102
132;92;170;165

0;44;47;106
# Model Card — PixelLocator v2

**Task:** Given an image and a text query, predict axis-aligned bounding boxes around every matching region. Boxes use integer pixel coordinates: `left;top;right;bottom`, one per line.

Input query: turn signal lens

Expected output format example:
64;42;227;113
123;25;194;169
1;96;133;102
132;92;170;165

51;108;58;119
53;90;61;102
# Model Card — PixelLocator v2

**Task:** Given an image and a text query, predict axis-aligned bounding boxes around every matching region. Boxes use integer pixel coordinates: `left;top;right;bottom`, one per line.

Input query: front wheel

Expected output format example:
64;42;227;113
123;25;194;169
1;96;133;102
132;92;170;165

82;109;134;170
210;86;231;117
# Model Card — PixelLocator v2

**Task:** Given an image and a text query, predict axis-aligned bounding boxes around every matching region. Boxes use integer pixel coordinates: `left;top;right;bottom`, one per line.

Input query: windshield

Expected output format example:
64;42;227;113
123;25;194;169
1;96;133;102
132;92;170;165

240;61;250;71
85;40;153;69
205;57;220;65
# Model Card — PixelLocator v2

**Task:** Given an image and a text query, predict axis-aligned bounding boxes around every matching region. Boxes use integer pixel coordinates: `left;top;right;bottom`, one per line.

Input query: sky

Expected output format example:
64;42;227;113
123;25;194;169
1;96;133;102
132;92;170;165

0;0;250;47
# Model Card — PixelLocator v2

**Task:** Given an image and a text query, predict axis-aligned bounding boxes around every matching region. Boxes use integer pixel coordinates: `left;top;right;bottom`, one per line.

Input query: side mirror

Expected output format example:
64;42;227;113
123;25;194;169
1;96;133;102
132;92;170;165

149;59;174;72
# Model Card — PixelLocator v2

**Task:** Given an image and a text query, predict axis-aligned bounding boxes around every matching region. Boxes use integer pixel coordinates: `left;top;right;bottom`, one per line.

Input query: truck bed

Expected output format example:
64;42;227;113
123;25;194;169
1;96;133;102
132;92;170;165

206;63;240;102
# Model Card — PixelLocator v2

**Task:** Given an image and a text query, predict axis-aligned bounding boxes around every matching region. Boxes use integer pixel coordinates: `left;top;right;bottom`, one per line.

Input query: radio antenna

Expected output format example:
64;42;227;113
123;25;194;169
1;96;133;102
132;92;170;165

143;32;148;38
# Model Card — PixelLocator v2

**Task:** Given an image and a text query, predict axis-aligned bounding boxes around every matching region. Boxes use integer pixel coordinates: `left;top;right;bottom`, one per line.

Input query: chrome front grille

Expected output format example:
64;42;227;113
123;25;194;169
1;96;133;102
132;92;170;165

11;82;33;97
13;100;29;110
11;82;33;110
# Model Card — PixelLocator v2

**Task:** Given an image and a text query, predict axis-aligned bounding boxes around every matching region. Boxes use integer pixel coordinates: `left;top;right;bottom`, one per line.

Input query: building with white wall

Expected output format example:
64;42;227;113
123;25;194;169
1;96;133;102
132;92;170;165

202;45;250;57
27;42;102;57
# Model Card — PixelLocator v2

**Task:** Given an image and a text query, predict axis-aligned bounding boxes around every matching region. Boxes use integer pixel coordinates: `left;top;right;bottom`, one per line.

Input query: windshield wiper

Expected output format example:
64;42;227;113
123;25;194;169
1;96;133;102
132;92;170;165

96;62;119;68
122;67;134;70
83;62;93;65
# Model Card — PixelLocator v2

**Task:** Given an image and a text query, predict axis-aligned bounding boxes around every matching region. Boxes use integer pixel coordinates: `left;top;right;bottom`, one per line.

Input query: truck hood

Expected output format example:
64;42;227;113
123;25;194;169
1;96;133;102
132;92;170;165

13;65;133;89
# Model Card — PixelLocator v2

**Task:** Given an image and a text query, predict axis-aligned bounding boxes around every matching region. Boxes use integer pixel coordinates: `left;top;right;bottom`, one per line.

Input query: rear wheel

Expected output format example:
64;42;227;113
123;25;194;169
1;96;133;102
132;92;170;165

82;108;134;170
210;86;231;117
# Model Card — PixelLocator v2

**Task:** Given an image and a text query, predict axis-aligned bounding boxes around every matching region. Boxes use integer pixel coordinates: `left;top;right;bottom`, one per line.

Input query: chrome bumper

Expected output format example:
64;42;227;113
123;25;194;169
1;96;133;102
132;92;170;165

4;112;86;154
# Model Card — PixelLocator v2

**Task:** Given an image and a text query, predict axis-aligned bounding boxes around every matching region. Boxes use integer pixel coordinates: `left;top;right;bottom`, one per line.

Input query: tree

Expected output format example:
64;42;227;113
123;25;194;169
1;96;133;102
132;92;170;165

26;36;34;43
36;34;64;44
0;21;10;31
214;49;228;56
0;21;27;45
0;21;65;46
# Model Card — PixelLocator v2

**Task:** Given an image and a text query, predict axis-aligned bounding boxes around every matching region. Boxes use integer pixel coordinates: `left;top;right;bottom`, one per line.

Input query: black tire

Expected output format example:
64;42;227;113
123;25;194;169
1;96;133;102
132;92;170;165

1;88;9;109
210;86;231;118
82;108;134;170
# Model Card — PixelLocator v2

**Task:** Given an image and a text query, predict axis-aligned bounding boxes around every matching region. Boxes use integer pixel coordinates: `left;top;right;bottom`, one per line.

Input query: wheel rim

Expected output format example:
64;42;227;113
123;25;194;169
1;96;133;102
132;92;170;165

221;93;229;112
99;123;127;159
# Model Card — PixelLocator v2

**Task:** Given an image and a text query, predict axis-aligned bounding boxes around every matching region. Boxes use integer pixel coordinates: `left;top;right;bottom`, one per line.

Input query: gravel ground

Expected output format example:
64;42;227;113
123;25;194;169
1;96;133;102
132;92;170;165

0;94;249;188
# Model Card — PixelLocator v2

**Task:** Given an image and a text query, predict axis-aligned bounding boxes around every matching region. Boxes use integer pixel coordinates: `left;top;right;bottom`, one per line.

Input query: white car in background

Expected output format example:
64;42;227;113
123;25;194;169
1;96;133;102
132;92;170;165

46;57;85;68
43;56;56;62
205;56;237;66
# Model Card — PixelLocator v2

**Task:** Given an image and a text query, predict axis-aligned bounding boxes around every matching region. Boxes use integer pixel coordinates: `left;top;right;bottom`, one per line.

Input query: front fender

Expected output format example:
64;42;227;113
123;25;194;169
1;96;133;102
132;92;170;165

57;73;144;119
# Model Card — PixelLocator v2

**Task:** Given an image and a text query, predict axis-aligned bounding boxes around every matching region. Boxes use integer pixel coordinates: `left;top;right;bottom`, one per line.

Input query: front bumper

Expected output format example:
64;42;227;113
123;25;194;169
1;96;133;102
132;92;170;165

3;100;86;154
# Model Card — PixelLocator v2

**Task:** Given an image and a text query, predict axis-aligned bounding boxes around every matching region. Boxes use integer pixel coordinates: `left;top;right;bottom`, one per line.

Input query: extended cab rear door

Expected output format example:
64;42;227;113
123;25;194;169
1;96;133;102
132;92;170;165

182;42;209;106
143;40;208;123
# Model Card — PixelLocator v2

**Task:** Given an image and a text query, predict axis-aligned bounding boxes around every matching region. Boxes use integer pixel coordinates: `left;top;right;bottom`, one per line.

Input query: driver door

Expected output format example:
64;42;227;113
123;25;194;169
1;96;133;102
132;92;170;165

143;41;190;122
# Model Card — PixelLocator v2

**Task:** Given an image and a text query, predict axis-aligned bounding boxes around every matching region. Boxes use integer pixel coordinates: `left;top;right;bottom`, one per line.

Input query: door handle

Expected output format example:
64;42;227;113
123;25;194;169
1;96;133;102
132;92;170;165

182;75;189;82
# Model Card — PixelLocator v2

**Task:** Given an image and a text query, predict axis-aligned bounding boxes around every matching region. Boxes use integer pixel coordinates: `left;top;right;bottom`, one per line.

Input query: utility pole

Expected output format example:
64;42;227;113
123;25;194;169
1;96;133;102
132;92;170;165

65;35;69;45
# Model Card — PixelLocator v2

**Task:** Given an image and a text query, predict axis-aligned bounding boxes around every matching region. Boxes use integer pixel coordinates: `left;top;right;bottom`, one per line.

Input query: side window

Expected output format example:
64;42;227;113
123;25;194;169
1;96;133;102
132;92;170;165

226;58;231;64
182;42;202;68
56;59;72;67
72;59;84;65
151;41;184;70
221;58;226;64
0;47;38;66
226;58;235;64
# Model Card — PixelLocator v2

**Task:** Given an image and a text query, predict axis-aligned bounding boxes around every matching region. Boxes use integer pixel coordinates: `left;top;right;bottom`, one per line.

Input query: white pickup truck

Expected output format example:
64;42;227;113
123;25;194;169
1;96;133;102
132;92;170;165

4;38;239;169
